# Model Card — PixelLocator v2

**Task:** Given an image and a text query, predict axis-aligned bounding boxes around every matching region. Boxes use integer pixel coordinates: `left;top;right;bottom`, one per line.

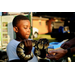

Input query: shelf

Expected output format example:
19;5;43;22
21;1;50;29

2;27;7;28
2;40;8;42
2;38;8;39
2;32;8;34
2;44;8;45
2;28;8;32
2;22;8;47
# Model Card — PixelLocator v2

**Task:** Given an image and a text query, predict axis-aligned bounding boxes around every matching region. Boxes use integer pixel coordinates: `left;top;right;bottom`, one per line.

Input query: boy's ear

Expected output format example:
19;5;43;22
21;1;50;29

13;26;18;33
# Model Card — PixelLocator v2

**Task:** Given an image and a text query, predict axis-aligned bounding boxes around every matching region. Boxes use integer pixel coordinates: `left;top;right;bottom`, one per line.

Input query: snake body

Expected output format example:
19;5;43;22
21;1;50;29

16;38;49;61
32;38;49;58
16;41;34;61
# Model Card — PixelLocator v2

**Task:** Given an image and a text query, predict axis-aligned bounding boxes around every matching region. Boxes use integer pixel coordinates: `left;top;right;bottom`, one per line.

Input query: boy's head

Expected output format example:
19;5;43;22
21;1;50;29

12;15;29;27
12;15;31;40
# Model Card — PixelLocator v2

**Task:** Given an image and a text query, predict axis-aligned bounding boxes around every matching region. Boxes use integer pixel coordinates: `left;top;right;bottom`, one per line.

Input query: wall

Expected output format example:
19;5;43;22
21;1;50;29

47;19;55;32
0;16;1;48
33;18;49;34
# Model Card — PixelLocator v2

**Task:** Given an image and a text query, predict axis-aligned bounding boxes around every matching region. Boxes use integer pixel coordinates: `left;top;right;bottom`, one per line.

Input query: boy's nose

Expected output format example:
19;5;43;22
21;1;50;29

27;28;30;32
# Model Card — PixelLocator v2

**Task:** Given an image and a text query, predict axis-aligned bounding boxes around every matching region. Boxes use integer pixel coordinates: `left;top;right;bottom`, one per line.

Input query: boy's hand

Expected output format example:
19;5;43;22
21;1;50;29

23;40;32;55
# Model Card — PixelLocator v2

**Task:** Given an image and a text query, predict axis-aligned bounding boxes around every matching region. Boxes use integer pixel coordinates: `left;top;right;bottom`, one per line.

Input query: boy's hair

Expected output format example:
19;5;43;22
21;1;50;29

12;15;29;27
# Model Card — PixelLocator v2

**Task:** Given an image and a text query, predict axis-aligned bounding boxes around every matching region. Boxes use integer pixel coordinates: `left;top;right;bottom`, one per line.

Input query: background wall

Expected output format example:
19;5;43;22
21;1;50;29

0;16;1;48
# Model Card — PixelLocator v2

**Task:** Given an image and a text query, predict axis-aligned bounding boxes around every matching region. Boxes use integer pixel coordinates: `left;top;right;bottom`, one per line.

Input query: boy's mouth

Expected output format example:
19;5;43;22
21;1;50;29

26;34;30;37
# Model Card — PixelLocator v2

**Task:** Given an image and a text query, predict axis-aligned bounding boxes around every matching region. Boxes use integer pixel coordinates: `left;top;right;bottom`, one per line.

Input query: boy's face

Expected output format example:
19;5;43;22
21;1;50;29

14;20;31;40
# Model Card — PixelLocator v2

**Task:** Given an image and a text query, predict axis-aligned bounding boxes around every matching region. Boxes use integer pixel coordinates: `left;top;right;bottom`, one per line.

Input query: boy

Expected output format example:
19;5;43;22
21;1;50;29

6;15;38;62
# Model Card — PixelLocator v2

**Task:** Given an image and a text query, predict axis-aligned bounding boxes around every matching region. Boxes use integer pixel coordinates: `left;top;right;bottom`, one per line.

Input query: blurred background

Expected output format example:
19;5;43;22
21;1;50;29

0;12;75;61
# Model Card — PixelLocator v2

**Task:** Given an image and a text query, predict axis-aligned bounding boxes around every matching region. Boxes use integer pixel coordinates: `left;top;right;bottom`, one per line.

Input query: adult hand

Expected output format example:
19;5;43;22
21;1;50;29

61;41;72;49
46;49;67;60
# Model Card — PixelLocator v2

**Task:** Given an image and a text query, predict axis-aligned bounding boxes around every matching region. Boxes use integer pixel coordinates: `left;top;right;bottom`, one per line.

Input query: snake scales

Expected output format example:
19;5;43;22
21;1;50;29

16;38;49;61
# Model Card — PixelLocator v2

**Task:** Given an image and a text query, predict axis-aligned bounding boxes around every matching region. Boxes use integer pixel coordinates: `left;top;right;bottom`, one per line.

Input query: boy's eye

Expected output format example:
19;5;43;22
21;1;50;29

24;27;31;29
24;27;27;29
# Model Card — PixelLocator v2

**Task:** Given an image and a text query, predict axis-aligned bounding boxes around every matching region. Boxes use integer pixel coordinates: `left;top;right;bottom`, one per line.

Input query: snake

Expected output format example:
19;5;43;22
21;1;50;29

16;38;49;61
16;40;34;61
31;38;49;58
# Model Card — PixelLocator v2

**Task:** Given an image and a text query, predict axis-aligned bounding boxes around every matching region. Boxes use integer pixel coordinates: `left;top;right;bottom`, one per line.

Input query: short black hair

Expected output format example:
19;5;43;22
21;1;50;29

12;15;29;27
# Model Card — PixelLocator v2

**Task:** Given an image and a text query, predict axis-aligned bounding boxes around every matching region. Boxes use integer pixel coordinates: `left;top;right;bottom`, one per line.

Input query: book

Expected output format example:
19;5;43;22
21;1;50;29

48;39;68;49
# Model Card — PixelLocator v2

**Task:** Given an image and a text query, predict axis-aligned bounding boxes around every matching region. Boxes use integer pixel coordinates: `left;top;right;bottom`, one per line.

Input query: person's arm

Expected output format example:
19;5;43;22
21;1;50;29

46;47;75;60
70;47;75;54
46;48;67;60
61;37;75;49
69;38;75;45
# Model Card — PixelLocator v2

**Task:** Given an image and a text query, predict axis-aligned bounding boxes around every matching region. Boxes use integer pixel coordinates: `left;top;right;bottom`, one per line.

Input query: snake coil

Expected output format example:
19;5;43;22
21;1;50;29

16;38;49;61
31;38;49;58
16;40;34;61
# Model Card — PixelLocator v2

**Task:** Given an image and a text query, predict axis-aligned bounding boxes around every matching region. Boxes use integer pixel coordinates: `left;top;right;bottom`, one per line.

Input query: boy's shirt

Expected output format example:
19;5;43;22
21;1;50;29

6;39;38;62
